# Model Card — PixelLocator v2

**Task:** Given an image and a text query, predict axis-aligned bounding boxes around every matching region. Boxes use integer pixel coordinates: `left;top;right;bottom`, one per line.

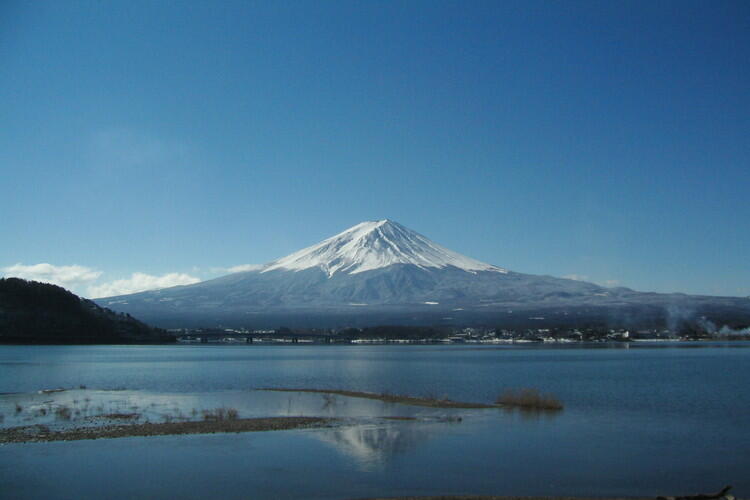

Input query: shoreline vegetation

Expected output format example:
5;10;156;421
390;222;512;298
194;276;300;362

496;388;564;411
0;416;334;443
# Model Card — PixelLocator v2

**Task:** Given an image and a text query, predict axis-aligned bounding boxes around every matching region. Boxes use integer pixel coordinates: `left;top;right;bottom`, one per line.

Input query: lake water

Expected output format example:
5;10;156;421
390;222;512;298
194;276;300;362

1;343;749;499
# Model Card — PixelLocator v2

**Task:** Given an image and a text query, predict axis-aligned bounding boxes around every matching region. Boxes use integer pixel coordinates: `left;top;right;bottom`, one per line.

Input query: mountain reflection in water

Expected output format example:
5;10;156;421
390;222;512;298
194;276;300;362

314;422;432;470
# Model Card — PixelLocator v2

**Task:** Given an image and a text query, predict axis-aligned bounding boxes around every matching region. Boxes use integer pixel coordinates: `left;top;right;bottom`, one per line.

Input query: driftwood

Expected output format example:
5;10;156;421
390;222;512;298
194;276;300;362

657;485;733;500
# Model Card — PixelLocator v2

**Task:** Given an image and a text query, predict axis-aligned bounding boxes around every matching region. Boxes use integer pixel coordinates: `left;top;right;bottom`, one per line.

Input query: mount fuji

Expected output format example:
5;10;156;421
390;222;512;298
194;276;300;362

98;220;750;328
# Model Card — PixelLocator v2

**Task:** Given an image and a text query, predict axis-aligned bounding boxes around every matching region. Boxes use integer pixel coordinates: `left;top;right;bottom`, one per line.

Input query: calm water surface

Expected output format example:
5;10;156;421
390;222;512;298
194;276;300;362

1;343;749;499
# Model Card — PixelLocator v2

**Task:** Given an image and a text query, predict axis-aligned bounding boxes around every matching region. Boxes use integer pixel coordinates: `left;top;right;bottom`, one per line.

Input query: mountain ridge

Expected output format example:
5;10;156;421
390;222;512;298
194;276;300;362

96;220;750;329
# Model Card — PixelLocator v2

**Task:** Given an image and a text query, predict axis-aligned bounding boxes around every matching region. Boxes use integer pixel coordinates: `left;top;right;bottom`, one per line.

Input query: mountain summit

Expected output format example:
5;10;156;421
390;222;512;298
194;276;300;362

262;220;506;277
98;220;750;328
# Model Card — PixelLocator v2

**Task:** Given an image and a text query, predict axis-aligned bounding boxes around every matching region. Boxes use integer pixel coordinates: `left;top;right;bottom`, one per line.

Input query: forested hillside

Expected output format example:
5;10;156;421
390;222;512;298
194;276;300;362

0;278;173;344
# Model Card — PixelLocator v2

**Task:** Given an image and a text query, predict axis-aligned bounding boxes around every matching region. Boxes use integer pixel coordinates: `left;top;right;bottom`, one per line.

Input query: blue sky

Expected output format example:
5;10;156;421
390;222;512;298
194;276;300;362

1;0;748;298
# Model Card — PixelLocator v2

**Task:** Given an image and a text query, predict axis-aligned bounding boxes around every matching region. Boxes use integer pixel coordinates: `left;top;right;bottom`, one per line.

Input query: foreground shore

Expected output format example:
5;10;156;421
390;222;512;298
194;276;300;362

356;497;648;500
355;484;740;500
355;490;740;500
0;386;564;444
0;416;334;443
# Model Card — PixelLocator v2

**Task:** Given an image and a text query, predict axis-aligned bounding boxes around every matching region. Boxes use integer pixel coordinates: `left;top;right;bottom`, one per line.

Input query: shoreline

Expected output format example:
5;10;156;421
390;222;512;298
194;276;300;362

3;339;749;347
0;416;335;444
355;497;651;500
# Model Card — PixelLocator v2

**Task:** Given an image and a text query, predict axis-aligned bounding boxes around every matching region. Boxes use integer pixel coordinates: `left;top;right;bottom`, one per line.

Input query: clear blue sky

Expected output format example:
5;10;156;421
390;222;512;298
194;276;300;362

1;0;748;298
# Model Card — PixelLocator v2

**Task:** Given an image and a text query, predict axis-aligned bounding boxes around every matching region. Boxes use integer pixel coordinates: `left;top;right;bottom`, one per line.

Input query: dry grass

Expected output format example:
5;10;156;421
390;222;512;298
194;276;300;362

321;393;336;409
495;388;563;411
55;405;72;420
202;407;239;421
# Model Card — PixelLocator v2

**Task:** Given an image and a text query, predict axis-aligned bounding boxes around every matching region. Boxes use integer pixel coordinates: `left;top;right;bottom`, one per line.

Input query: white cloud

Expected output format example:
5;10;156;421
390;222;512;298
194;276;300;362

603;279;620;287
87;272;201;298
209;264;264;275
226;264;264;273
563;273;589;282
1;263;102;292
2;262;202;299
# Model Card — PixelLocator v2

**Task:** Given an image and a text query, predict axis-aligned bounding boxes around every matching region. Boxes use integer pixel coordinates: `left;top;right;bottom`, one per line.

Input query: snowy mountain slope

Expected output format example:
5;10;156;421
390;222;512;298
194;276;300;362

261;220;505;276
96;220;750;328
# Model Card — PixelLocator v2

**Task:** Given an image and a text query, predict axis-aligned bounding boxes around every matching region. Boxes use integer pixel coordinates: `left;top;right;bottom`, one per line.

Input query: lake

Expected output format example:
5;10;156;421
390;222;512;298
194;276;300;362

1;342;749;499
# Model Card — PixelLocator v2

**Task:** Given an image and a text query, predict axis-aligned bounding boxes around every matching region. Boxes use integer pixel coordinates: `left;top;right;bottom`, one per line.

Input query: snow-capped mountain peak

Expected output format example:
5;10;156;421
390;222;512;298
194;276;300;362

261;219;507;277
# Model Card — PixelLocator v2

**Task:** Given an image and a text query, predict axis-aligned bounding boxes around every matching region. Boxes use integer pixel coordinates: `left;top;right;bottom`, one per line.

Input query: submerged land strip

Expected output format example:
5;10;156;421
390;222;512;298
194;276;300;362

261;388;564;411
0;416;334;444
261;388;499;409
